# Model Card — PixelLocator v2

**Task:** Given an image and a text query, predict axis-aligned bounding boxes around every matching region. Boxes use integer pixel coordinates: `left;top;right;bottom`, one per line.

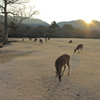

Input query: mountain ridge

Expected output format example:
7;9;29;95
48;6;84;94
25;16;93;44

22;18;100;31
57;19;100;31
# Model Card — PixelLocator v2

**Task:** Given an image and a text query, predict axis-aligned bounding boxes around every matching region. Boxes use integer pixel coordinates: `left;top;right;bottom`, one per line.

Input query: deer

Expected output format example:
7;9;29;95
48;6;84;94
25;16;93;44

33;38;37;42
55;54;70;82
68;40;72;44
74;44;83;53
39;39;43;43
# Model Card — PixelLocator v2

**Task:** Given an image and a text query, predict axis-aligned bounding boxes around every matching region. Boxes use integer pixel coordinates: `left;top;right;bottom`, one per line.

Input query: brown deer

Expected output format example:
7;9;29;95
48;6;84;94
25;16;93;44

74;44;83;53
33;38;37;42
55;54;70;81
68;40;72;43
39;39;43;43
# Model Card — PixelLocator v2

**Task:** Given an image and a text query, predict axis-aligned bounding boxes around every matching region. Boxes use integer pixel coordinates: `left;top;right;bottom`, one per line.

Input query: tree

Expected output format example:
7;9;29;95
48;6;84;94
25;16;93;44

0;0;38;44
62;24;74;30
49;21;59;29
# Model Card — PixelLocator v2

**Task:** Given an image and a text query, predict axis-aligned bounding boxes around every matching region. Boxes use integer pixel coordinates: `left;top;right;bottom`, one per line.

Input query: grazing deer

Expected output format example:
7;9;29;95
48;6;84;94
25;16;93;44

68;40;72;43
74;44;83;53
55;54;70;81
33;38;37;42
39;39;43;43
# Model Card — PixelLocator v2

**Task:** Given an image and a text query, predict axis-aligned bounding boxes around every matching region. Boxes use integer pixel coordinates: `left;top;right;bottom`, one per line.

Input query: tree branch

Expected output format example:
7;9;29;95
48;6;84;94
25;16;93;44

0;5;4;9
7;0;28;4
7;0;20;4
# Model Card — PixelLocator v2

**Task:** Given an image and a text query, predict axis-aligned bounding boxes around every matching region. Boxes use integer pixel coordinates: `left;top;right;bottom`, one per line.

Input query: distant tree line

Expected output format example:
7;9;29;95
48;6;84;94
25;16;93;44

7;21;100;39
1;21;100;39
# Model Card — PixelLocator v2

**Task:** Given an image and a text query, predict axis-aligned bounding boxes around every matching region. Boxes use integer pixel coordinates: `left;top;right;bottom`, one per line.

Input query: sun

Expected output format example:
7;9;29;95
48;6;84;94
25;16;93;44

84;19;92;24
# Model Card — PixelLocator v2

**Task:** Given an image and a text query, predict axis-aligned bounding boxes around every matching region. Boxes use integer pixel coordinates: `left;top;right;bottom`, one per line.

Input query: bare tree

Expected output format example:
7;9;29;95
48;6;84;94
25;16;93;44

0;0;38;44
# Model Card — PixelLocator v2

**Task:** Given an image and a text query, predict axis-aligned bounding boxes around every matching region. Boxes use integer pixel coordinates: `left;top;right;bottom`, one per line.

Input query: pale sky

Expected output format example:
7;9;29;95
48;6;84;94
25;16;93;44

0;0;100;24
30;0;100;24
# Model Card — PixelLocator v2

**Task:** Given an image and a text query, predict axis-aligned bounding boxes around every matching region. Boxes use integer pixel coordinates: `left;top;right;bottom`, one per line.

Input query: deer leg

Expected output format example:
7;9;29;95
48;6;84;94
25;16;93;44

61;66;66;76
82;48;83;53
55;71;58;77
67;62;70;75
78;49;80;53
67;65;70;75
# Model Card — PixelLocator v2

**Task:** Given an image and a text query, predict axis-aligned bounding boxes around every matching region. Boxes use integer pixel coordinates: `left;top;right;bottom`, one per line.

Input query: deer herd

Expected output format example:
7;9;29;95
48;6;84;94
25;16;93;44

22;37;50;43
21;38;83;82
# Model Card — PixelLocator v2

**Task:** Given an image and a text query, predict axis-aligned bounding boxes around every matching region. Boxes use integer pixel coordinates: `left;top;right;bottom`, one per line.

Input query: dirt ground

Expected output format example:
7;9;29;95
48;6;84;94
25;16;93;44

0;38;100;100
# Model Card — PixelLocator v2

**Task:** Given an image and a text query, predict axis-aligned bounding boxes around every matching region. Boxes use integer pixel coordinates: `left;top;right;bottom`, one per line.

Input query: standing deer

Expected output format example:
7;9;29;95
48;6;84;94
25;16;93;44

74;44;83;53
55;54;70;81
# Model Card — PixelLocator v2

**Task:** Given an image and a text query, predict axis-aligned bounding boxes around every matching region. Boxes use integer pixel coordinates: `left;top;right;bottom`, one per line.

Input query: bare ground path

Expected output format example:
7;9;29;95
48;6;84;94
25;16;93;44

0;38;100;100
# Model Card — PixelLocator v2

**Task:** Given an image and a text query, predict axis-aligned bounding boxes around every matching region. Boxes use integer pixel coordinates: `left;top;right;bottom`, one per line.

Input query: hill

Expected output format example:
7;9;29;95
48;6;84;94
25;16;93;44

0;15;49;27
57;19;100;31
22;18;49;27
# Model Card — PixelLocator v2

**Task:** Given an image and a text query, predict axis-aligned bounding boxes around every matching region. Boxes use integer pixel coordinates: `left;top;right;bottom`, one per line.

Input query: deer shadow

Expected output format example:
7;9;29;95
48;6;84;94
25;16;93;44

44;76;70;100
71;53;82;70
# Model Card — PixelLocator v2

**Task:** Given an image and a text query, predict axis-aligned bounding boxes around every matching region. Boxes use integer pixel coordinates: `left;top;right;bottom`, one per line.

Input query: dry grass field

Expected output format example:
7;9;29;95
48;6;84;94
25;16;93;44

0;38;100;100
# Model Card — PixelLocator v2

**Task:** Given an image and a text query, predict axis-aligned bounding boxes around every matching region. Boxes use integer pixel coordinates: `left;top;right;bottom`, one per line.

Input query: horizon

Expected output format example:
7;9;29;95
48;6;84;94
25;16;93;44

29;18;100;25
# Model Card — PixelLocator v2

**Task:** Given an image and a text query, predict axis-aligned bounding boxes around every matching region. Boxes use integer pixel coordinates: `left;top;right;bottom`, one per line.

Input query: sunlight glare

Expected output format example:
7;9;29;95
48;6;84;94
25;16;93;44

84;19;92;24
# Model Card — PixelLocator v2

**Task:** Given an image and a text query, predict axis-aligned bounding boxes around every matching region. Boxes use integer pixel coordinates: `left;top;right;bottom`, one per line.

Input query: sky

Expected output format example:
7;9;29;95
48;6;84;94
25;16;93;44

30;0;100;24
0;0;100;24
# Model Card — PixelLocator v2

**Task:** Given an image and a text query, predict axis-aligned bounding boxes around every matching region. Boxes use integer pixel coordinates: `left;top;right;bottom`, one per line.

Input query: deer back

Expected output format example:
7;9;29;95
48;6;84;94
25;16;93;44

55;54;70;74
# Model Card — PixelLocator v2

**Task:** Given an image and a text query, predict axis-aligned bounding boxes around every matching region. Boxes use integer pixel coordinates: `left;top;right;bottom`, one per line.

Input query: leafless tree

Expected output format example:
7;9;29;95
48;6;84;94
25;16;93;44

0;0;38;44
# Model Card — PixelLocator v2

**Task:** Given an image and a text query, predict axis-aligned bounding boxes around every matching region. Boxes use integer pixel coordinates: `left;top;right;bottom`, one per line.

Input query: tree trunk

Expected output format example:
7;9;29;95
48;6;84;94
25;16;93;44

3;0;8;44
3;32;8;44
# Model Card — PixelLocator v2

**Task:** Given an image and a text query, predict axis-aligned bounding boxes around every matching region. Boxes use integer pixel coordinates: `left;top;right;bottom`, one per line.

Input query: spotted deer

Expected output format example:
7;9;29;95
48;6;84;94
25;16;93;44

74;44;83;53
55;54;70;81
